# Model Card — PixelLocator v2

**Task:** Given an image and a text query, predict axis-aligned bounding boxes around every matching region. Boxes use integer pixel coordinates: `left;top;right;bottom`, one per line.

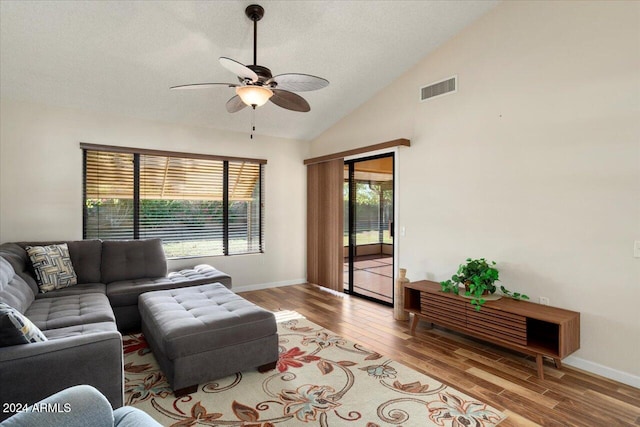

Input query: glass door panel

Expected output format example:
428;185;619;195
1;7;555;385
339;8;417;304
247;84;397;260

343;154;394;305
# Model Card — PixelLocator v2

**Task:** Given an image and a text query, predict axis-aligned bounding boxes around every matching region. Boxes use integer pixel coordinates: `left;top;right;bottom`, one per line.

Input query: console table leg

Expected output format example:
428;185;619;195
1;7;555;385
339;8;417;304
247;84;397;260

536;354;545;380
410;314;420;334
553;358;562;369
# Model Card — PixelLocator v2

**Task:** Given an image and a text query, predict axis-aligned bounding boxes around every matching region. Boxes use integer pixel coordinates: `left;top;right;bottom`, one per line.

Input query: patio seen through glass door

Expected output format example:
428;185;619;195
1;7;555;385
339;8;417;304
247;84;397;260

343;154;394;305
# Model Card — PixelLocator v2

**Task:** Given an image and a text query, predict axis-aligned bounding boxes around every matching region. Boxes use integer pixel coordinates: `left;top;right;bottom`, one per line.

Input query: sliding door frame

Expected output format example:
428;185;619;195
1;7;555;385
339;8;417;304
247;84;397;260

344;148;399;306
304;140;407;299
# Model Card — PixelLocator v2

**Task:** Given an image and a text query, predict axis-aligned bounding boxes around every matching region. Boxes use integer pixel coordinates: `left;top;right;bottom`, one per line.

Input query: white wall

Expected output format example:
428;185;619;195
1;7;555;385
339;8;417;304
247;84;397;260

0;99;308;290
311;1;640;384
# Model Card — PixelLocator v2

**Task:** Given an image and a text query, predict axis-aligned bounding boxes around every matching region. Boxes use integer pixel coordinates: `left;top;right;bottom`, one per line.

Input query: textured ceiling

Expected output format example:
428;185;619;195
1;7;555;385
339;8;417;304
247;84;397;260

0;1;498;141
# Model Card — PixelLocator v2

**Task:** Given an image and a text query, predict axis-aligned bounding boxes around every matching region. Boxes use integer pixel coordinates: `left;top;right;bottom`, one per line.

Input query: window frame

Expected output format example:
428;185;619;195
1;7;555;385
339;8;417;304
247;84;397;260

81;143;266;258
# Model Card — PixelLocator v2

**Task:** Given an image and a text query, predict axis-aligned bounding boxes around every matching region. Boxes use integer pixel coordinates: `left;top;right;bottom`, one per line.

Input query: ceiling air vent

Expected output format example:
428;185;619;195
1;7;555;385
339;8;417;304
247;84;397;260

420;76;457;102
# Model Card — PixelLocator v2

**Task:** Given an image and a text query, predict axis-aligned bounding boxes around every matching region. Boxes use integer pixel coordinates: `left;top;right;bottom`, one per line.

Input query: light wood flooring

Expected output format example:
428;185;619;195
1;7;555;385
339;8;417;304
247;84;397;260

239;283;640;427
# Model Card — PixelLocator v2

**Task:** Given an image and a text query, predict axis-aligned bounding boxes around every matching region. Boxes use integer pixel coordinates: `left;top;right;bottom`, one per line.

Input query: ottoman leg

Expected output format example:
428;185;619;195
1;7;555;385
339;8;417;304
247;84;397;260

173;385;198;398
258;361;277;373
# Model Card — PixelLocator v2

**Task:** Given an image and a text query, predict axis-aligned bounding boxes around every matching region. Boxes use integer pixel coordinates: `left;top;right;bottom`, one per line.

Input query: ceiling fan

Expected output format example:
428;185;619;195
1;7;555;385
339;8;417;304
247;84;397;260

170;4;329;114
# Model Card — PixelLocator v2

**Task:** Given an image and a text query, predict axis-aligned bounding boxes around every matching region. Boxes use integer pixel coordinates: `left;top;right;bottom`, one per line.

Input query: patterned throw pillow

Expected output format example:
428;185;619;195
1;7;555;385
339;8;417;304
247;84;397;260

0;302;48;346
26;244;78;293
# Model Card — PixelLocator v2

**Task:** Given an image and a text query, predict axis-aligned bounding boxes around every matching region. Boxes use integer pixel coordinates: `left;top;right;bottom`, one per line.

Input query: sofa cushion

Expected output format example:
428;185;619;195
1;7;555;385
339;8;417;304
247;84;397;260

101;239;167;284
0;256;13;289
0;257;35;313
35;283;106;299
26;244;78;293
106;265;231;307
0;243;40;295
42;321;117;340
0;302;48;346
24;293;115;330
15;240;103;285
65;240;102;284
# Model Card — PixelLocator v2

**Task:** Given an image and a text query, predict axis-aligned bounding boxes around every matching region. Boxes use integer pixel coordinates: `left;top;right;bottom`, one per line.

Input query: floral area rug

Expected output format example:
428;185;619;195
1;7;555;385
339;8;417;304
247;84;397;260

123;311;506;426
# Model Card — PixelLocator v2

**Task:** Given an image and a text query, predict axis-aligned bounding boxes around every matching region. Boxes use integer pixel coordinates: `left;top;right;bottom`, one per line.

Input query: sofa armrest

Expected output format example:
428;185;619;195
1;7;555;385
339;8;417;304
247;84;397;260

168;264;232;289
0;385;114;427
0;332;124;421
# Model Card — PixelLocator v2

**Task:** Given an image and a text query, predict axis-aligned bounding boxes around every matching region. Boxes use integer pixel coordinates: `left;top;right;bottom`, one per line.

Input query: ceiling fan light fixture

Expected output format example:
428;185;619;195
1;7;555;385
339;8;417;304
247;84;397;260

236;85;273;107
171;3;328;120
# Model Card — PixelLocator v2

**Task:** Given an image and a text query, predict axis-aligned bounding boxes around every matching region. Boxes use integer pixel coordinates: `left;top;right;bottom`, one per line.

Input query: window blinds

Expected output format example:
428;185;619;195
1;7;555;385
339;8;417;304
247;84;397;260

83;146;265;258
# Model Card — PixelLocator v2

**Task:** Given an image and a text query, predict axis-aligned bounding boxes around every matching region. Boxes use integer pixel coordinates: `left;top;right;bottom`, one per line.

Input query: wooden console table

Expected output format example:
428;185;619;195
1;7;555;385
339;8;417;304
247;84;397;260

404;280;580;379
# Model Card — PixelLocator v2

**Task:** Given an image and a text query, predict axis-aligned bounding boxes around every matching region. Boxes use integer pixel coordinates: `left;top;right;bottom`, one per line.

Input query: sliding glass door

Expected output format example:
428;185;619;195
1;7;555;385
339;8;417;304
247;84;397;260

343;154;394;305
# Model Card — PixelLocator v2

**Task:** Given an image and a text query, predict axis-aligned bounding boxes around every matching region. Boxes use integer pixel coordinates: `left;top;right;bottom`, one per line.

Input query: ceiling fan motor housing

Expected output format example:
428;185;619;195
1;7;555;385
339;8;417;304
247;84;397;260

244;65;273;85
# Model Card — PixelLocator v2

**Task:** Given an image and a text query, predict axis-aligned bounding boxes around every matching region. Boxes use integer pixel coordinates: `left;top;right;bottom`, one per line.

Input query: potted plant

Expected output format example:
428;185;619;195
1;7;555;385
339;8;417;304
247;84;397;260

440;258;529;311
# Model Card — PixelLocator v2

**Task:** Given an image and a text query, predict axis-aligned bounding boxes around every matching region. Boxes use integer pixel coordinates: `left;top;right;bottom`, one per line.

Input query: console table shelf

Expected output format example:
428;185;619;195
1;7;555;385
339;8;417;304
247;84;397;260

404;280;580;379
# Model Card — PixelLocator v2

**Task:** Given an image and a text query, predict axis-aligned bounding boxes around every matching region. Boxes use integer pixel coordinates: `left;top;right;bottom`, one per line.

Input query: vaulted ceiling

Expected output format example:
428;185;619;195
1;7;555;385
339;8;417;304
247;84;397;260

0;1;498;141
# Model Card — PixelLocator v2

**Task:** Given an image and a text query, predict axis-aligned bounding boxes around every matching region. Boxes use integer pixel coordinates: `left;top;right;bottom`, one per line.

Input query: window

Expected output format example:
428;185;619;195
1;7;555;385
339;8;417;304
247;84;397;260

82;144;265;258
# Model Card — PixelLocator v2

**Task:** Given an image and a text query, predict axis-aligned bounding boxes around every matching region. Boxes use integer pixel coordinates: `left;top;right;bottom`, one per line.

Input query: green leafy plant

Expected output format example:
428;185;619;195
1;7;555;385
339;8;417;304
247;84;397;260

499;286;529;302
440;258;529;311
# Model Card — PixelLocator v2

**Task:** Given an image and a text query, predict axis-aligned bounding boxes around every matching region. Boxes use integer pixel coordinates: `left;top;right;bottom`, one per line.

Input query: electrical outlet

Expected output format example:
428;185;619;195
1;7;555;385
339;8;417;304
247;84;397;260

401;226;406;237
634;241;640;258
539;297;549;306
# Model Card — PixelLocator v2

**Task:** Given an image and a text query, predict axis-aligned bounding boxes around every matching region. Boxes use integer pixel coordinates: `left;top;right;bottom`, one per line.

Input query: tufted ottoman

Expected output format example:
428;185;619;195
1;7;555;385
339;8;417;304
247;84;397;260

139;283;278;396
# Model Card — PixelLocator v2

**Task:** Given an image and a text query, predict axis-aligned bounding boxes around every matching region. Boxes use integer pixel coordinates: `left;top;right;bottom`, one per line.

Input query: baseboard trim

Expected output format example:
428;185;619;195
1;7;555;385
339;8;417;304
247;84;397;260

233;279;305;293
563;355;640;388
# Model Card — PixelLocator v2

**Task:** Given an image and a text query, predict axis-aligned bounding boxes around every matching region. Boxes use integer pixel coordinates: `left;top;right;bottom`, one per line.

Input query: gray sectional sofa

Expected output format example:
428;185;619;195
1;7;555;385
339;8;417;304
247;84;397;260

0;239;231;421
2;385;162;427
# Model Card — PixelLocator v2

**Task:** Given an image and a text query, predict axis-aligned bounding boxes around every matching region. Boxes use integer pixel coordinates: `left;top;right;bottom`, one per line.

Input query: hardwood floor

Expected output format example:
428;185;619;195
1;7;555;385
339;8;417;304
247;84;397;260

239;283;640;427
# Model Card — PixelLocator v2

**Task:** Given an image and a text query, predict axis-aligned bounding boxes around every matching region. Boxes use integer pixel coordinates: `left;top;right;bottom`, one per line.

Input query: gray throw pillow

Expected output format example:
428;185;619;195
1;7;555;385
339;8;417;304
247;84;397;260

26;244;78;293
0;302;47;346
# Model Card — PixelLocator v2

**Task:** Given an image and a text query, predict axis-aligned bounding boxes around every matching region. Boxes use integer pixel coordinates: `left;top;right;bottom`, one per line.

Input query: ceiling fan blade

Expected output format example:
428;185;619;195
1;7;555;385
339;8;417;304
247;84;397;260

270;89;310;112
170;83;237;90
219;57;259;82
268;73;329;92
226;95;247;113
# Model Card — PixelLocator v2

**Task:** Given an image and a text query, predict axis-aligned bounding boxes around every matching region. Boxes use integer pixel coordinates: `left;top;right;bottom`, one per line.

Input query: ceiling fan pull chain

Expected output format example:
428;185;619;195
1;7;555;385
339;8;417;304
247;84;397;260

250;106;256;139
